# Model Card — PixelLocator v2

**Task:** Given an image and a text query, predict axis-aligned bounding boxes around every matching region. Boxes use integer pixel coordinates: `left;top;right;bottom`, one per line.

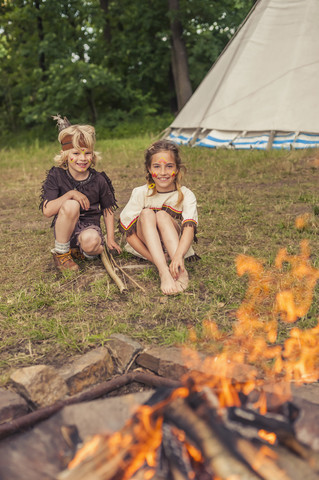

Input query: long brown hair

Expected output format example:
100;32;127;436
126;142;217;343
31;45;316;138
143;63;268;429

144;140;185;205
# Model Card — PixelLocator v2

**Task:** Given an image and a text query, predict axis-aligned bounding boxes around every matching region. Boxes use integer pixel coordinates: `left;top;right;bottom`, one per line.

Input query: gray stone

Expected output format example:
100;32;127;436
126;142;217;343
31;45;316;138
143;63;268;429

293;397;319;451
291;381;319;405
58;390;154;440
0;390;154;480
10;365;68;408
291;382;319;451
0;387;29;423
136;345;189;380
58;347;114;395
136;345;256;382
106;334;143;373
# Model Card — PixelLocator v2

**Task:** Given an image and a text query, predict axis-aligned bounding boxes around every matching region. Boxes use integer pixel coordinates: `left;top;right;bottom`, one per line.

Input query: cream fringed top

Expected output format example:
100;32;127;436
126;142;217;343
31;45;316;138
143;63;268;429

119;184;198;259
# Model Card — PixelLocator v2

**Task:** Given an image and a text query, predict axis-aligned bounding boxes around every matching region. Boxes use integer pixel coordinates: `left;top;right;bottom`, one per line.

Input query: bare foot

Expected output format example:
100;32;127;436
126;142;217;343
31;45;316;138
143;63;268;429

159;269;180;295
176;269;189;292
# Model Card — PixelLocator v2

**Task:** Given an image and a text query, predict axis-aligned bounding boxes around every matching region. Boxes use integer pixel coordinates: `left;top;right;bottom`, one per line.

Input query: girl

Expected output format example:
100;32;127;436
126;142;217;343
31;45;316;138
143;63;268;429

40;116;121;272
119;140;198;295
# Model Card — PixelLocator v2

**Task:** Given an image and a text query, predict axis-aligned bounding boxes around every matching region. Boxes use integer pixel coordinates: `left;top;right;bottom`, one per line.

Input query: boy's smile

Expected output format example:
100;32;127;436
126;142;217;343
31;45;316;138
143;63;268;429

149;151;177;192
67;147;92;179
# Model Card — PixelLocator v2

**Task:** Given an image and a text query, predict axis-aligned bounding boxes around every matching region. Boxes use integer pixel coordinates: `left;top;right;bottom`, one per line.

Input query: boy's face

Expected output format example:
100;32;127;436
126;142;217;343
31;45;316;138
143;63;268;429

67;147;93;175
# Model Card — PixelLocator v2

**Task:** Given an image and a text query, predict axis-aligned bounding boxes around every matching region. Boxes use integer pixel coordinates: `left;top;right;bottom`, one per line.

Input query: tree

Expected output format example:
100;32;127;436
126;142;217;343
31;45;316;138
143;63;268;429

168;0;192;112
97;0;256;115
0;0;256;136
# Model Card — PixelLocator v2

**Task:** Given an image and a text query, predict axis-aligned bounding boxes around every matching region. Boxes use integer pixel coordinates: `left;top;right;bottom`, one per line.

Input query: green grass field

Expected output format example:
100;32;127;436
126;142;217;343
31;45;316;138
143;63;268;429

1;137;319;384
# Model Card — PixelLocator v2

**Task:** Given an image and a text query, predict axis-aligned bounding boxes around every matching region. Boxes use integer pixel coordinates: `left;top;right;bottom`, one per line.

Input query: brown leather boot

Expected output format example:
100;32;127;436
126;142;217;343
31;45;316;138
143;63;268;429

70;248;86;260
51;250;80;272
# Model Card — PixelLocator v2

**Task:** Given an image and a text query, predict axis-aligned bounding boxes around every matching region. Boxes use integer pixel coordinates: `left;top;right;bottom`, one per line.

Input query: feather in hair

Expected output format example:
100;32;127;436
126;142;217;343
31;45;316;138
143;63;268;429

52;114;72;132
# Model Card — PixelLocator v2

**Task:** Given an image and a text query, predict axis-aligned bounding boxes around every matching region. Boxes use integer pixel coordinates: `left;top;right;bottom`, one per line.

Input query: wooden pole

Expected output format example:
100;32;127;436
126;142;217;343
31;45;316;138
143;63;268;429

100;247;127;293
0;373;180;440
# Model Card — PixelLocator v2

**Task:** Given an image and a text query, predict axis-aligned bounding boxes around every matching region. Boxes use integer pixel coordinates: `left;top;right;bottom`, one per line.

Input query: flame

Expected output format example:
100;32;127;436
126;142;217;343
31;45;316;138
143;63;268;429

258;429;277;445
251;445;280;475
65;238;319;479
295;213;310;230
181;239;319;410
68;434;102;469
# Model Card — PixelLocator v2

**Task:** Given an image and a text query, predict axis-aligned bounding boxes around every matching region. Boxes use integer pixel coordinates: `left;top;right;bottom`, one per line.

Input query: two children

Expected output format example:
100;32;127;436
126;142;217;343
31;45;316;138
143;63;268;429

41;119;198;295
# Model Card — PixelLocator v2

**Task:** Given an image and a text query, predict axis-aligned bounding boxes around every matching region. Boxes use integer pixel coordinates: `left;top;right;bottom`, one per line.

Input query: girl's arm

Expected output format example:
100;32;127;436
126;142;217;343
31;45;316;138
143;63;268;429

169;226;195;279
43;190;90;218
103;209;122;254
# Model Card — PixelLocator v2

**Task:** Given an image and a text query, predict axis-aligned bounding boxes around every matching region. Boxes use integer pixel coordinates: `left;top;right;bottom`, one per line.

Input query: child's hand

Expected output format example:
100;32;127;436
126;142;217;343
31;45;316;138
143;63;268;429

70;190;90;210
169;255;185;280
107;239;122;255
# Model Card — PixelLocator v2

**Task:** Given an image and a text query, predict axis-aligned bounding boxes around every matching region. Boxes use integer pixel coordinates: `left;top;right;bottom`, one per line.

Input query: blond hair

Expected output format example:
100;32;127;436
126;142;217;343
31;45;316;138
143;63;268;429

54;124;101;169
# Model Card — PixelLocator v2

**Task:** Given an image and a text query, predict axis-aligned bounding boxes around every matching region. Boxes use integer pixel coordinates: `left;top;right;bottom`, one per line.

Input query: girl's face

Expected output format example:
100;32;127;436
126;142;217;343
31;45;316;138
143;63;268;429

148;151;177;192
67;147;93;177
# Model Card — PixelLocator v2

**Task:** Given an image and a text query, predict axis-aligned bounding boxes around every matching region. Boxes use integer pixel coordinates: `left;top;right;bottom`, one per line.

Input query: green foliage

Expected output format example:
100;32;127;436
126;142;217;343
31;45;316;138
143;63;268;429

180;0;255;88
0;0;256;139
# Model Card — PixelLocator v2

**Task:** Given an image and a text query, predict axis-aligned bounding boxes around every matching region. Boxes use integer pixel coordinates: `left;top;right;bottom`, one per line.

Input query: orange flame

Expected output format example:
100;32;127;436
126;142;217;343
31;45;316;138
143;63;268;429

65;239;319;479
258;429;277;445
182;240;319;410
295;213;310;230
68;434;102;470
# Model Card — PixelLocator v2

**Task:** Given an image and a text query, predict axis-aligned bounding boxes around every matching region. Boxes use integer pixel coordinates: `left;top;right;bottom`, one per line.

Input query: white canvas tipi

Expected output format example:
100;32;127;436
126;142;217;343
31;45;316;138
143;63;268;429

165;0;319;150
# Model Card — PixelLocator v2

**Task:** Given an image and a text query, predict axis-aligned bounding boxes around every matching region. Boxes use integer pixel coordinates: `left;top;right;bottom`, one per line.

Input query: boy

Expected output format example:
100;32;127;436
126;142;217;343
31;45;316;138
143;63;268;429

40;116;121;272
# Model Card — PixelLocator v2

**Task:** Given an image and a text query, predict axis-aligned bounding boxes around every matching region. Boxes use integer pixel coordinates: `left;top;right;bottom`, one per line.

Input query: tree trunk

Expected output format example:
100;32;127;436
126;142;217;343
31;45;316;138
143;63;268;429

99;0;111;43
168;0;192;112
86;88;97;124
34;0;46;74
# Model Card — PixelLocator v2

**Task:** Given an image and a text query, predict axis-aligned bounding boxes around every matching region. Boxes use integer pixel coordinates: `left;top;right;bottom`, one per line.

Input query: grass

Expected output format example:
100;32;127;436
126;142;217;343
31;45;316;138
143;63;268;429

1;136;319;385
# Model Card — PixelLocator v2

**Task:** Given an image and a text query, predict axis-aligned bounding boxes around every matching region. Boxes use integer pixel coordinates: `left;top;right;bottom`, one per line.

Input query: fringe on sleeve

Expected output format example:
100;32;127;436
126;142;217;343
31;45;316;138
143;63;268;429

181;220;198;243
100;171;119;212
39;168;53;211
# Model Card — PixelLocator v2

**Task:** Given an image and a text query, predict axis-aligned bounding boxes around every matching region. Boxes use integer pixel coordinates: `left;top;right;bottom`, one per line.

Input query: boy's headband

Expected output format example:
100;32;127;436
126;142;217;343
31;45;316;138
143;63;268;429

52;114;88;151
60;134;88;151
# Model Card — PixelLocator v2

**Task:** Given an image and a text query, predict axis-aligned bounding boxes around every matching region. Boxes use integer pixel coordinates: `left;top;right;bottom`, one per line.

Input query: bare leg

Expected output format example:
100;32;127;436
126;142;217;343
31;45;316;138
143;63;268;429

137;209;179;295
55;200;80;243
51;200;80;272
155;211;189;291
78;229;103;256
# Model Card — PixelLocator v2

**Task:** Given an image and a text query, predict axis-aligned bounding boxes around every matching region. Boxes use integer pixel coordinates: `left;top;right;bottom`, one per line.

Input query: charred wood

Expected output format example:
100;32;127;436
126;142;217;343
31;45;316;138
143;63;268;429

227;404;319;468
163;396;261;479
228;406;294;437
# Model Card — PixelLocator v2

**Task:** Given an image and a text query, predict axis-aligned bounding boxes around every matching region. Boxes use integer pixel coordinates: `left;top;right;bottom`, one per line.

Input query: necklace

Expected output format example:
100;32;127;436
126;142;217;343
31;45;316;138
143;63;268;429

66;169;93;190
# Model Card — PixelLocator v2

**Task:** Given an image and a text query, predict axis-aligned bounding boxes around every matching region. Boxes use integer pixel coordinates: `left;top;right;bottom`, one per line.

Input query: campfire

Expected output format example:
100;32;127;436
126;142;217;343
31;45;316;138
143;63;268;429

58;240;319;480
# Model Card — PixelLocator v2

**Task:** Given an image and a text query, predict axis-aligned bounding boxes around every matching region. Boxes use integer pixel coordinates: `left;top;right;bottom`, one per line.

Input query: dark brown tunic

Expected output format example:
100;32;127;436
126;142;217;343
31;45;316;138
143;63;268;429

39;167;117;228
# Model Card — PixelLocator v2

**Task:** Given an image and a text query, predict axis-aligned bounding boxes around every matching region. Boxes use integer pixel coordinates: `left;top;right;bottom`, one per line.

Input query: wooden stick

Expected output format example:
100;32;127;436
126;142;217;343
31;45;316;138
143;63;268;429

110;253;146;293
236;437;291;480
100;247;127;293
164;397;261;480
104;236;146;293
120;264;155;271
0;372;180;440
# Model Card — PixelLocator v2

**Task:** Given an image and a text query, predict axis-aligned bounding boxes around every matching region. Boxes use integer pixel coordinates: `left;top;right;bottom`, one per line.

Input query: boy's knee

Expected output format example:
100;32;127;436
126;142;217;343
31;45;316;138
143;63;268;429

79;230;101;253
59;199;80;218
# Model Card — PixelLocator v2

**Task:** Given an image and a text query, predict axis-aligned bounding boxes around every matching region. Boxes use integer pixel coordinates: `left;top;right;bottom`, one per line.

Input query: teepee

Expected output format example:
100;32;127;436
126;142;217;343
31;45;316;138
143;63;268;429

164;0;319;150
